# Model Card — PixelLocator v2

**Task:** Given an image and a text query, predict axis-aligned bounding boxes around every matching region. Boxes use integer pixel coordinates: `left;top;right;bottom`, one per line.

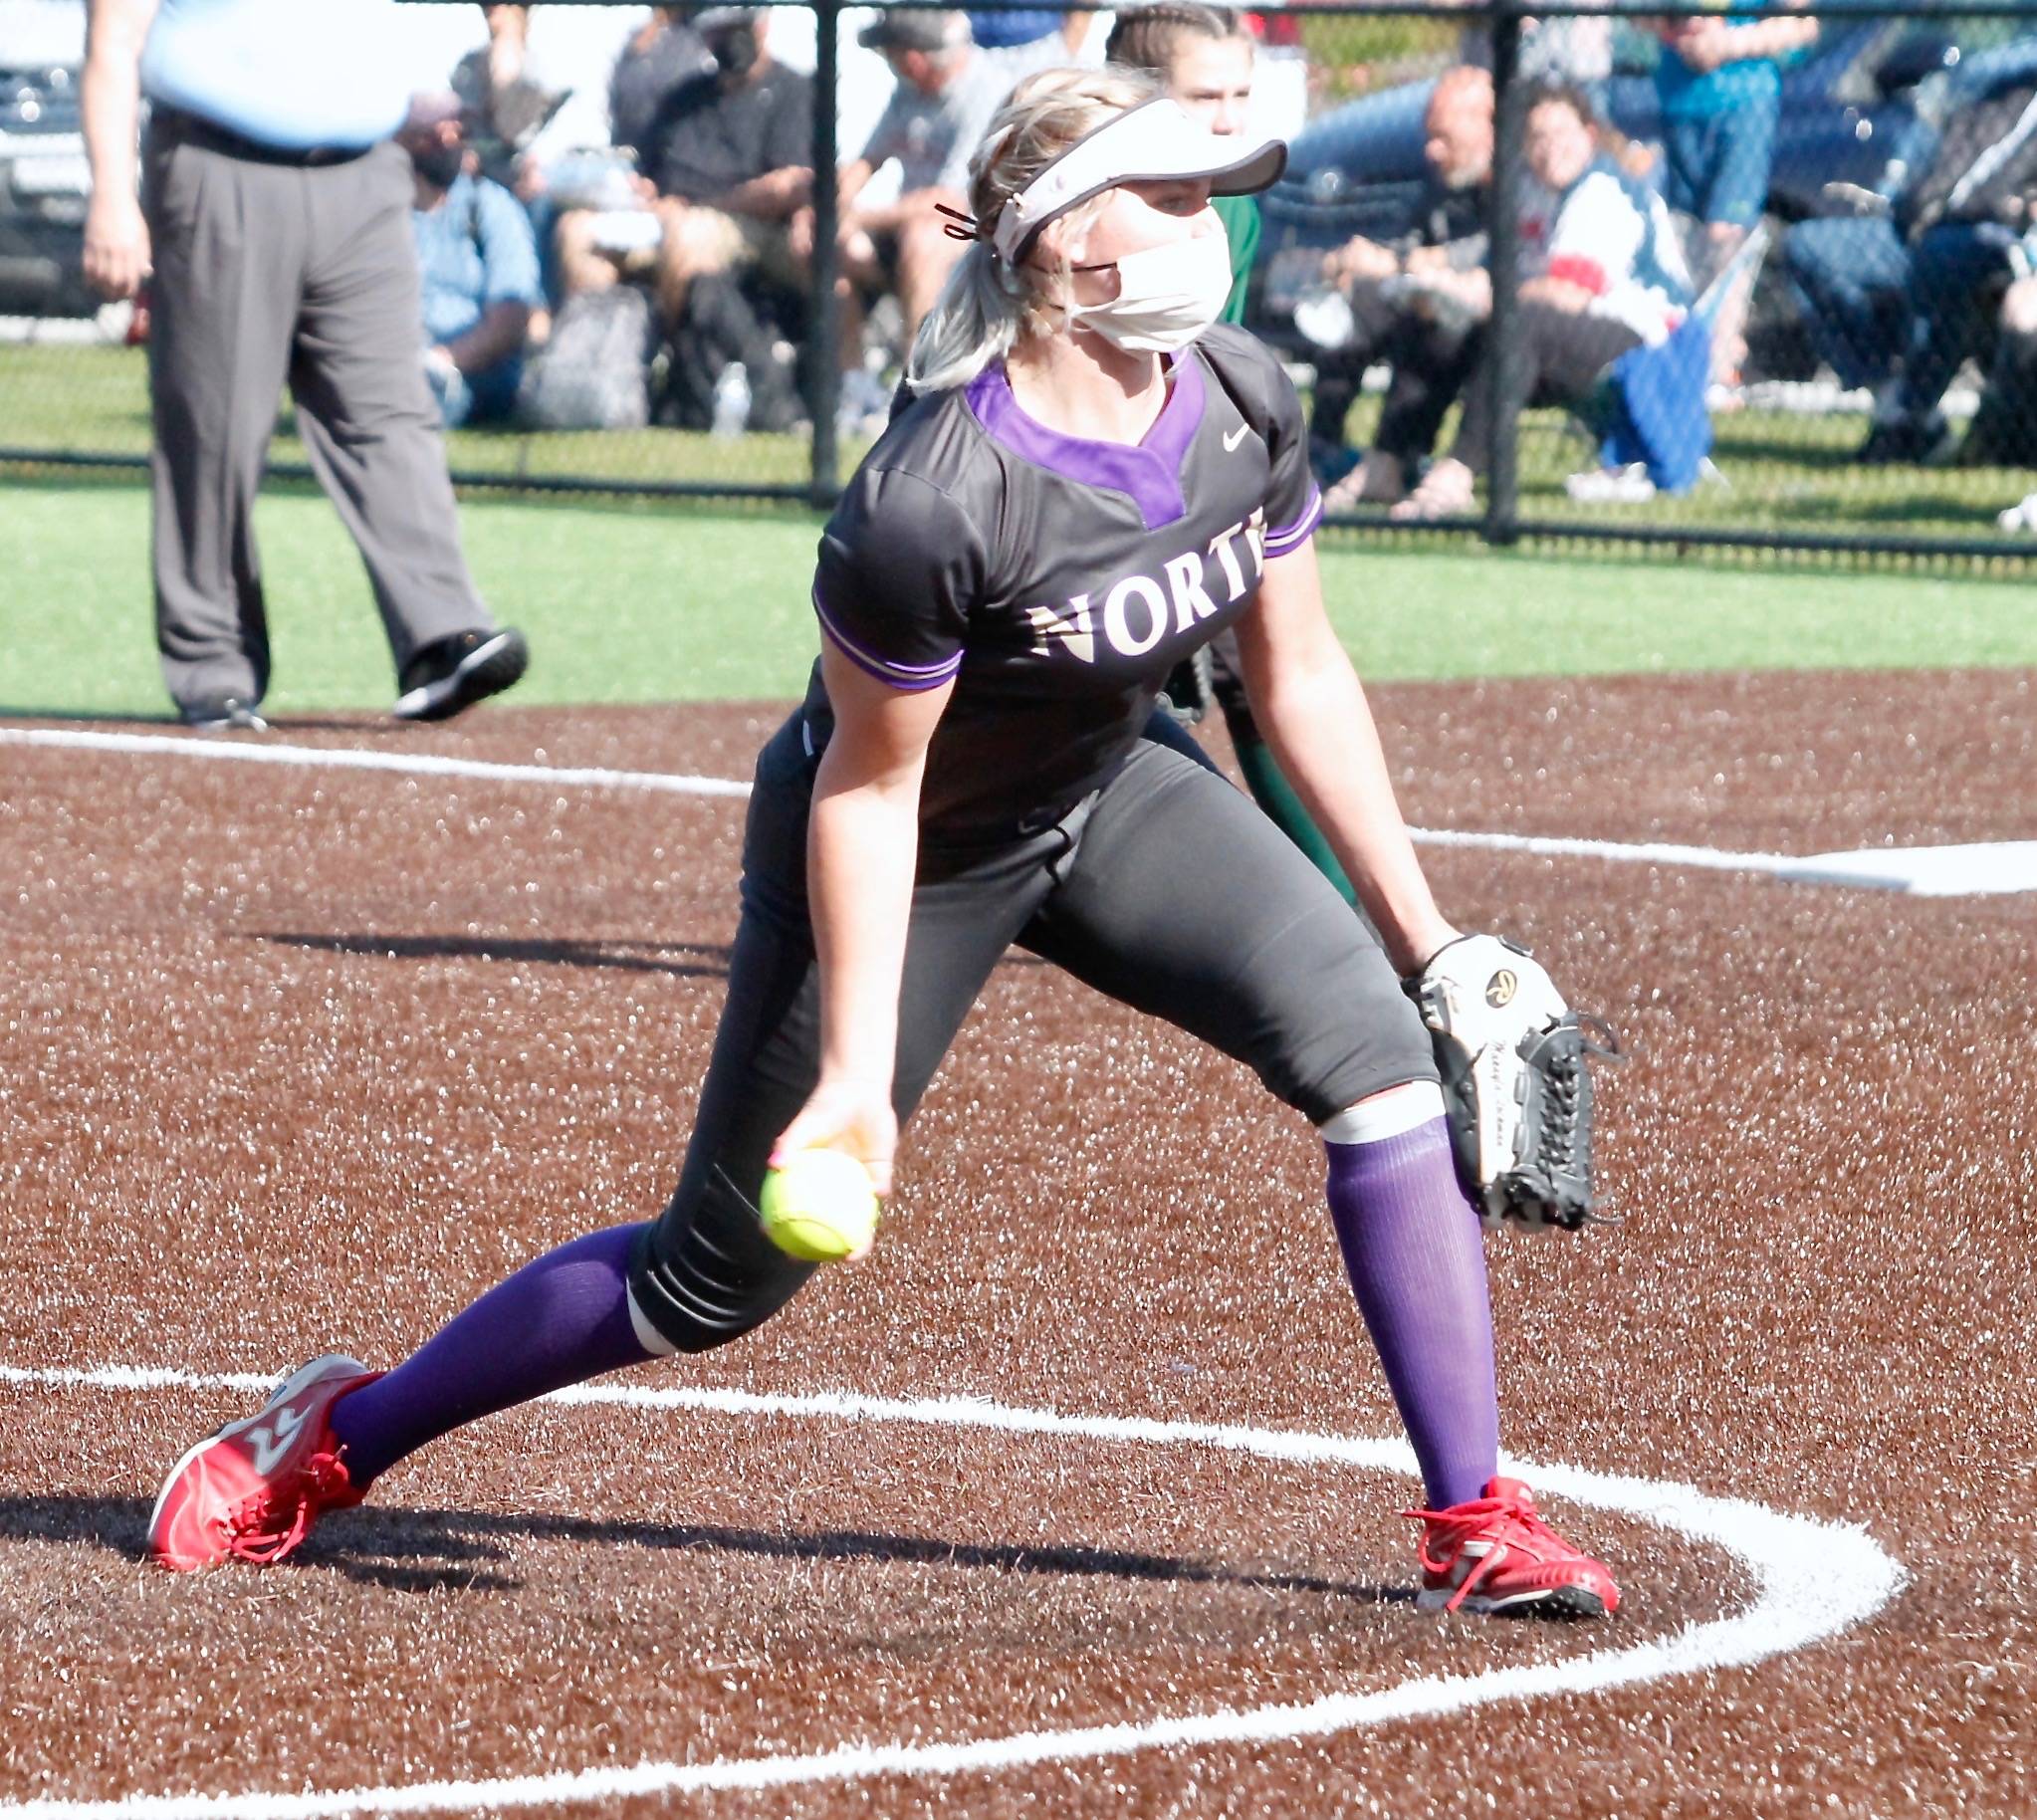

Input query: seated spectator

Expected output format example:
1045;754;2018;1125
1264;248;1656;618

837;9;1009;353
1994;282;2037;521
630;9;812;326
1393;85;1692;520
1972;274;2037;477
399;93;544;427
1310;65;1494;510
1653;2;1816;389
1784;73;2037;465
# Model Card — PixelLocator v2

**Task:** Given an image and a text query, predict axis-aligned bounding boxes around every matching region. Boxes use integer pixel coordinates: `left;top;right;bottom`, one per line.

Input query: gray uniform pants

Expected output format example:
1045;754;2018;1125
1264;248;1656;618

628;714;1438;1352
142;115;488;712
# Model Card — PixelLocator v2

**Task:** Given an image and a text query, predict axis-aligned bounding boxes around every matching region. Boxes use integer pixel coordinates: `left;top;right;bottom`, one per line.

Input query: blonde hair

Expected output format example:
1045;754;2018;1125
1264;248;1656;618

905;67;1161;395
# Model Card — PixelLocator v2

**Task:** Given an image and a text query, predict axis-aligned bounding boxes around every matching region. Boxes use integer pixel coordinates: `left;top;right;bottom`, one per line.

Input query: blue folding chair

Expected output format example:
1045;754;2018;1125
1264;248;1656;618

1595;225;1770;494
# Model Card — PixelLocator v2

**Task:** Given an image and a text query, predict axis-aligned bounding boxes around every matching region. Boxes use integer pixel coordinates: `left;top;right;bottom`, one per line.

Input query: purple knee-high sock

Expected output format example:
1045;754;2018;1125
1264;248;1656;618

329;1222;658;1488
1324;1117;1499;1510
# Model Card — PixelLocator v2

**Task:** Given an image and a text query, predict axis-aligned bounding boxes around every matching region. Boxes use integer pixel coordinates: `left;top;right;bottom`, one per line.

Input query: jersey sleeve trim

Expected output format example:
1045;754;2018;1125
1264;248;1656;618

812;585;964;693
1264;482;1323;558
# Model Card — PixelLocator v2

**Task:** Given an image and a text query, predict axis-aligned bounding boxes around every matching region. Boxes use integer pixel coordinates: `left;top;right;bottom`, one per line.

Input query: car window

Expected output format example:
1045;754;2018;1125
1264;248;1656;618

1608;21;1662;80
0;0;88;70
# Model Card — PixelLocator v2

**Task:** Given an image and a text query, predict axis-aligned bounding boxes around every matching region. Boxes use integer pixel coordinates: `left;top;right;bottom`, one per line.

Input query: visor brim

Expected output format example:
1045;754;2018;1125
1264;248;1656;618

993;100;1287;264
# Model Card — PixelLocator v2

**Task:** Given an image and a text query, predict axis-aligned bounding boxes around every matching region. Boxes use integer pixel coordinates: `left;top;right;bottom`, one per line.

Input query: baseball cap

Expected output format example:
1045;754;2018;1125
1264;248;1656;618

401;90;467;134
992;98;1287;264
858;8;968;54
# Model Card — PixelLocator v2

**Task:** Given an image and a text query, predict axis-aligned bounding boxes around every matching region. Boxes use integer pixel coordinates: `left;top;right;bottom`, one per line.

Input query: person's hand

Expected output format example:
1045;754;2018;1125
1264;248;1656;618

773;1075;898;1198
513;152;547;203
1671;16;1733;73
840;223;879;271
1323;235;1397;287
788;202;815;262
83;192;151;301
1404;243;1450;277
423;342;460;381
1419;267;1491;322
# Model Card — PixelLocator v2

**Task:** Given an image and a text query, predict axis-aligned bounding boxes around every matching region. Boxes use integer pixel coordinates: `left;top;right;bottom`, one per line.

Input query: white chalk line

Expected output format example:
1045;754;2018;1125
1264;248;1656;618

0;1362;1906;1820
0;727;750;798
5;724;2032;894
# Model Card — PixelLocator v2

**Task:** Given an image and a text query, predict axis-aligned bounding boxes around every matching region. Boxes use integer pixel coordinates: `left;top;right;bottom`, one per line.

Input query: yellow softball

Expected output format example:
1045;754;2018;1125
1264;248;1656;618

758;1148;880;1262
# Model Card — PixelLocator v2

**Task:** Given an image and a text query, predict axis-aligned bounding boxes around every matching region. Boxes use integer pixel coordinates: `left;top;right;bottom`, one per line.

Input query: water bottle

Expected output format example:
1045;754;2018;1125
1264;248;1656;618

711;361;751;439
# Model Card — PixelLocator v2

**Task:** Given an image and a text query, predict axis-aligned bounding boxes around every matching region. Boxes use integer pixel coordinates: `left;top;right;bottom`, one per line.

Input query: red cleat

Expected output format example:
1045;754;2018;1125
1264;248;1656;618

1407;1477;1621;1618
148;1354;380;1571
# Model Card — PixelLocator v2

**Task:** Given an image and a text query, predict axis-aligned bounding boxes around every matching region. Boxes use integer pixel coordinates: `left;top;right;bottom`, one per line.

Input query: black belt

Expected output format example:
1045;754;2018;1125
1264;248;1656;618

154;107;376;169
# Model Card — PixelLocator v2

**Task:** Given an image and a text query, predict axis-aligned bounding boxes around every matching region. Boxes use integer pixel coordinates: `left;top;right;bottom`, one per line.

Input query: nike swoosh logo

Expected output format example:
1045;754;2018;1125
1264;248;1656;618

1223;424;1250;452
246;1403;310;1476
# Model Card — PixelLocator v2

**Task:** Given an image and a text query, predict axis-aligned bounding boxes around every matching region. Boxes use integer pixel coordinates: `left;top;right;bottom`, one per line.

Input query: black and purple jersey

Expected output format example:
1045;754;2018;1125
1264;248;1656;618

801;324;1324;844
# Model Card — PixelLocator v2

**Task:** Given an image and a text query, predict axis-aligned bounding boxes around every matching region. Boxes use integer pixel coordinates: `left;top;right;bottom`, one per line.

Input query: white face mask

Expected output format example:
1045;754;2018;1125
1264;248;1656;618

1068;229;1233;354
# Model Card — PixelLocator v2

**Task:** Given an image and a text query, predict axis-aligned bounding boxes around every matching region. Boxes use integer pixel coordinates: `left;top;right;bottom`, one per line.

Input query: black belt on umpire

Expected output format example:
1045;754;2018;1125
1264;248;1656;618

151;107;376;169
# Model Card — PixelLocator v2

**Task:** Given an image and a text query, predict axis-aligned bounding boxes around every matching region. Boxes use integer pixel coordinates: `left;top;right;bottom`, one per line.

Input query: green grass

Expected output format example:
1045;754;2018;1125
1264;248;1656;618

10;339;2036;545
3;479;2033;721
0;341;825;489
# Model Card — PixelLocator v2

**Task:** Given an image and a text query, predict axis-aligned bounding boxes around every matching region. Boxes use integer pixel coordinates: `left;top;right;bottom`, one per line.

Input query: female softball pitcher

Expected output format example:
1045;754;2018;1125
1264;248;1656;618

148;73;1619;1617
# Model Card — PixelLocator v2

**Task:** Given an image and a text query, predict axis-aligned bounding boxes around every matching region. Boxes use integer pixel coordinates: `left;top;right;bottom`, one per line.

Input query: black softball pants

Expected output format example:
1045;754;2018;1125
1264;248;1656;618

1451;303;1644;475
628;713;1438;1352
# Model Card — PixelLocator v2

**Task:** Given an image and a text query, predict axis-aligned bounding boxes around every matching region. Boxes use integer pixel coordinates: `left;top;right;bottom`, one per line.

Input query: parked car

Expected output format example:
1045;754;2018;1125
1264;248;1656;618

1255;3;2037;377
0;0;92;318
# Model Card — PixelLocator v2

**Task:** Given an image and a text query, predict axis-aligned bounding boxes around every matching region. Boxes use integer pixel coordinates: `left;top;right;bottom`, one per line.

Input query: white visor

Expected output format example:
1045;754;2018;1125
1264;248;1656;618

991;98;1286;266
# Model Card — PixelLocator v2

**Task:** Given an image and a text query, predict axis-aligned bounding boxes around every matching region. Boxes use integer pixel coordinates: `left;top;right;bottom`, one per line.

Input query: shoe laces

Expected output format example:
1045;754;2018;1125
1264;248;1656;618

221;1450;352;1566
1406;1486;1575;1613
1521;1013;1621;1229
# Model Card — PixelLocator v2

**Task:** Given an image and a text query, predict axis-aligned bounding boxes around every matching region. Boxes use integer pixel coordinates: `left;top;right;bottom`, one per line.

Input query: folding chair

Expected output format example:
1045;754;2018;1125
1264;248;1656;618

1594;224;1771;494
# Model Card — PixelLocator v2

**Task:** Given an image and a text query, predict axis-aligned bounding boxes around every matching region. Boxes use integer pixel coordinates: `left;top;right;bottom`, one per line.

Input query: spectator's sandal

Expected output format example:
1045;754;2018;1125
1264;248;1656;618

1388;459;1476;522
1321;451;1407;512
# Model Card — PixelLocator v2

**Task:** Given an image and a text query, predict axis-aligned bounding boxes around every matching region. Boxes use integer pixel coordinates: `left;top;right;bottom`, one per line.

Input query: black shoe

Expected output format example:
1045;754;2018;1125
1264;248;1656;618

178;697;269;732
391;627;530;722
1856;413;1956;466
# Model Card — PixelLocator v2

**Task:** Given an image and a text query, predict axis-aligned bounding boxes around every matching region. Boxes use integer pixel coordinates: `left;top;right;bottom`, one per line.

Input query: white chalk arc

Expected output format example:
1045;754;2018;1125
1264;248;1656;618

0;1364;1907;1820
6;725;2032;893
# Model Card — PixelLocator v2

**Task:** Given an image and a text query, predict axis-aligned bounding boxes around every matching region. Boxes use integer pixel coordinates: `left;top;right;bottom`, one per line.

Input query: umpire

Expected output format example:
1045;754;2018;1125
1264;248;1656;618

81;0;530;730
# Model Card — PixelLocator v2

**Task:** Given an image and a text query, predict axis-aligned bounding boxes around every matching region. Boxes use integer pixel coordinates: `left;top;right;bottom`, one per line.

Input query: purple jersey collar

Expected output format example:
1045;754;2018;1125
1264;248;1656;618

964;351;1207;530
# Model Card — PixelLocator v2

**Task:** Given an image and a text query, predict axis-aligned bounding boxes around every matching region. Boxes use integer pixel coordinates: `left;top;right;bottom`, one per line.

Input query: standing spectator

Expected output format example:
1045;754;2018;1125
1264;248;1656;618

1392;86;1691;520
1104;4;1366;912
401;94;545;428
1453;1;1613;108
1105;4;1259;323
967;7;1094;85
608;5;712;162
837;9;1007;350
1653;2;1816;388
451;4;661;194
80;0;530;731
1783;76;2037;463
1315;65;1495;510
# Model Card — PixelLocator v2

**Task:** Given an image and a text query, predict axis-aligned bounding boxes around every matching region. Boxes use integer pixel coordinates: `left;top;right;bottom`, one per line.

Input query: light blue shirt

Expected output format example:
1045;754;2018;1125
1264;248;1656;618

139;0;410;151
412;172;543;352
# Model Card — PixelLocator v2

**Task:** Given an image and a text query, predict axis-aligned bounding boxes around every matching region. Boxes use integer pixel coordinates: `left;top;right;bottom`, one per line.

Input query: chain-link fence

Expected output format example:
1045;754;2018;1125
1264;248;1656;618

8;1;2037;557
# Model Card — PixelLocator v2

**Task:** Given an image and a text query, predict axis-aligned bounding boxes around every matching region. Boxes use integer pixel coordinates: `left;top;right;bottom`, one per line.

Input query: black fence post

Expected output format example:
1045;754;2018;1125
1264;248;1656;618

808;0;843;508
1484;0;1525;548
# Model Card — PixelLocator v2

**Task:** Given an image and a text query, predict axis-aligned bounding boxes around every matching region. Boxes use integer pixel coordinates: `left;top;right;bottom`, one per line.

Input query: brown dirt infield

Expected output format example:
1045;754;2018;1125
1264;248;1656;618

1;668;2033;1818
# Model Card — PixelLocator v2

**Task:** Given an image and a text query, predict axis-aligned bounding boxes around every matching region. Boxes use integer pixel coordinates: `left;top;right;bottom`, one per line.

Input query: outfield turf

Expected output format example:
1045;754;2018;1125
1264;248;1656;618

3;477;2035;720
11;340;2037;546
